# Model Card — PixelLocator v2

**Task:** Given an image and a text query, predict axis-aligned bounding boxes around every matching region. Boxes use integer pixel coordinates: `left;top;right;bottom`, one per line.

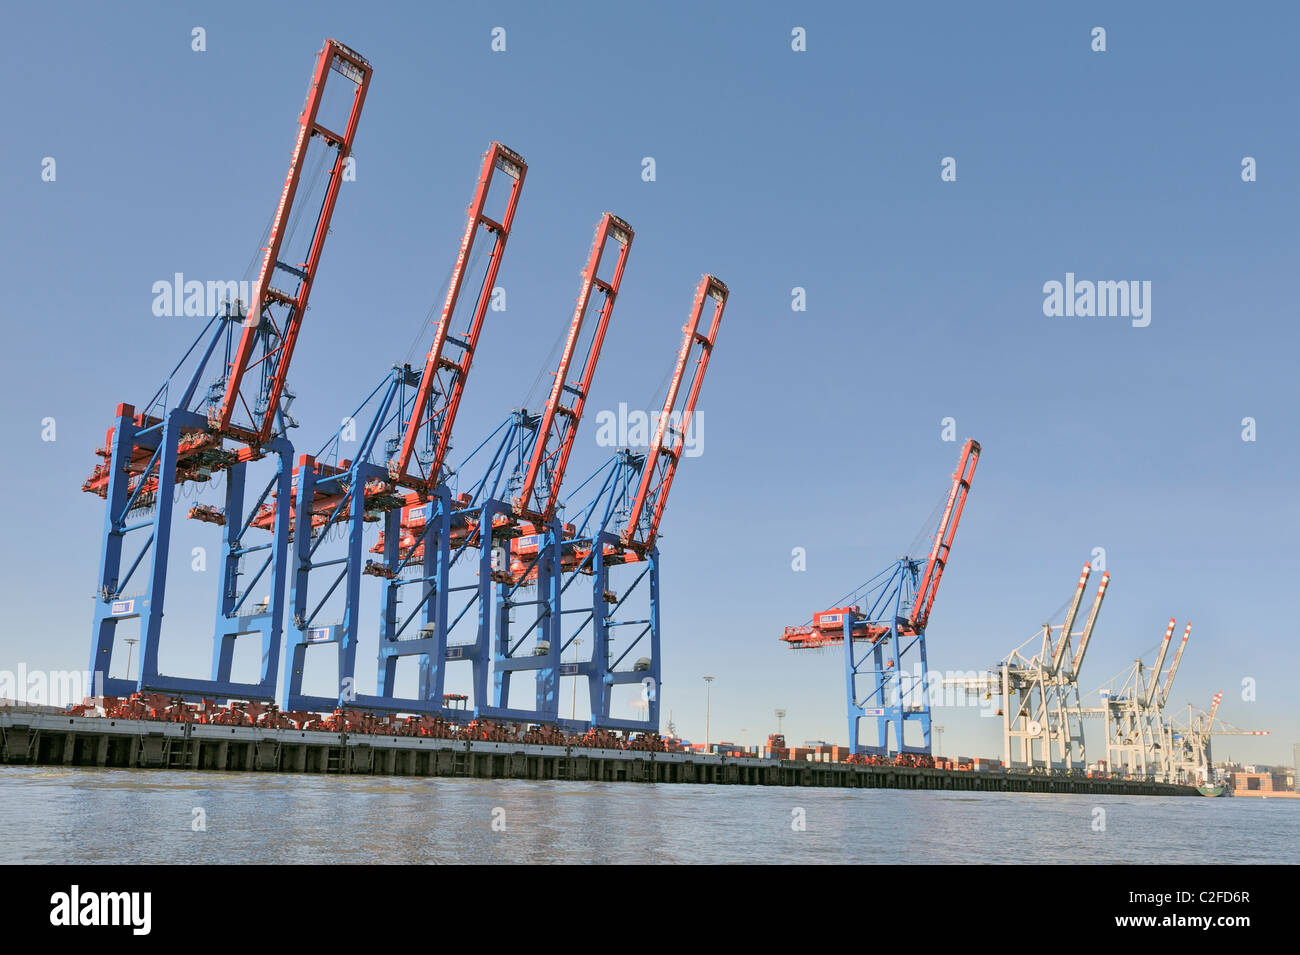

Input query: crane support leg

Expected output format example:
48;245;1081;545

281;455;366;711
427;498;512;719
560;531;662;733
90;405;291;702
281;454;455;714
842;559;934;756
373;488;451;711
480;517;563;722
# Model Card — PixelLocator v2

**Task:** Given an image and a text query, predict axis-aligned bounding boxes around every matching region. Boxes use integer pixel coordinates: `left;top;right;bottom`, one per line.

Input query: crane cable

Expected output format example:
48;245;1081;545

522;316;569;411
401;239;490;367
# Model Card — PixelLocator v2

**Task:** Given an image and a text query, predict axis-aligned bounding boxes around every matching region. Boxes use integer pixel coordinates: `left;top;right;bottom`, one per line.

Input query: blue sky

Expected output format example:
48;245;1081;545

1;2;1296;764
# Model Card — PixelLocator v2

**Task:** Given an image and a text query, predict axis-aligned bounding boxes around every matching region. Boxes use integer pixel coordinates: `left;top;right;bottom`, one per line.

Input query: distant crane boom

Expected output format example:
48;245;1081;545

1143;619;1177;707
1206;690;1222;725
1158;622;1191;707
1068;570;1109;677
909;439;980;631
1050;564;1091;673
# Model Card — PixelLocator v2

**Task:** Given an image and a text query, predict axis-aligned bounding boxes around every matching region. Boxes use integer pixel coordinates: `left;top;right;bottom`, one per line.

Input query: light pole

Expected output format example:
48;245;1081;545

124;637;139;684
703;675;715;749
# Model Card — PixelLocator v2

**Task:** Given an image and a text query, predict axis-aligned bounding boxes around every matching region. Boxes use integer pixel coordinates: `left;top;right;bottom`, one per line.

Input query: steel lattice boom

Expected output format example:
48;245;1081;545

619;275;728;554
393;143;527;491
219;41;372;446
514;214;633;526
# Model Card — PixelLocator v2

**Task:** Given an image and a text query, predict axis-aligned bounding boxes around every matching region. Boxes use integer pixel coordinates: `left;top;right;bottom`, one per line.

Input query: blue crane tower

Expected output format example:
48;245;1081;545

275;143;527;715
83;39;372;703
781;440;980;755
379;213;634;724
552;275;729;731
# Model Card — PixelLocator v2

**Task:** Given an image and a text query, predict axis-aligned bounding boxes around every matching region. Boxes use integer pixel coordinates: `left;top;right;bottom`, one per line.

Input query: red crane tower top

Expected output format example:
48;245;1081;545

513;213;633;526
909;438;980;631
217;39;372;446
781;439;980;649
81;39;371;503
391;142;527;491
620;275;729;553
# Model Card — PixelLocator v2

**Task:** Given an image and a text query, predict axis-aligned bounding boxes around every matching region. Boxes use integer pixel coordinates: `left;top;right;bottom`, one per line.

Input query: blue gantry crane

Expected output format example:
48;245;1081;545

274;142;527;714
781;440;980;755
83;39;372;702
379;213;634;723
82;47;728;735
551;275;729;731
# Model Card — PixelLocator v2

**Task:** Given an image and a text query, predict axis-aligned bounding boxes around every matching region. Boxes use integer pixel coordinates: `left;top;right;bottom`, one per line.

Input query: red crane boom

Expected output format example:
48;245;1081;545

513;213;633;524
217;39;372;444
391;143;527;489
909;438;980;631
620;275;729;552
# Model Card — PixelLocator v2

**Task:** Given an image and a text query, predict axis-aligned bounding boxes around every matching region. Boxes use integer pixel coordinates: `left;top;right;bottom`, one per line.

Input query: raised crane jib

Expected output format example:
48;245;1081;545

1143;618;1177;708
216;39;373;446
1157;622;1191;708
620;275;728;552
391;143;527;490
908;438;980;631
1068;570;1108;678
1049;563;1092;674
513;213;633;525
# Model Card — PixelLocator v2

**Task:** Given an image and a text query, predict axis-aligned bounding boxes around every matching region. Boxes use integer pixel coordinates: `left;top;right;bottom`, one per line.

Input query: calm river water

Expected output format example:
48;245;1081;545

1;767;1294;864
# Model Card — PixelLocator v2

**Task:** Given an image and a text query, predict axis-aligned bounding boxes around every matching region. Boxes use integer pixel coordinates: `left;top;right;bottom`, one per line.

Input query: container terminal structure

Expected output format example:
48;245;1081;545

1167;693;1270;785
780;439;980;757
944;564;1110;771
1094;620;1194;780
948;571;1183;777
0;704;1194;796
76;37;728;743
59;39;1209;795
941;574;1263;786
996;565;1109;770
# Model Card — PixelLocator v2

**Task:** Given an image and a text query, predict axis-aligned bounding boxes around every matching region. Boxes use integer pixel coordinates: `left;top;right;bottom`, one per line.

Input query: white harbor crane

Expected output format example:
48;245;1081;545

1099;620;1191;781
999;565;1108;770
1167;692;1271;784
944;562;1108;771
